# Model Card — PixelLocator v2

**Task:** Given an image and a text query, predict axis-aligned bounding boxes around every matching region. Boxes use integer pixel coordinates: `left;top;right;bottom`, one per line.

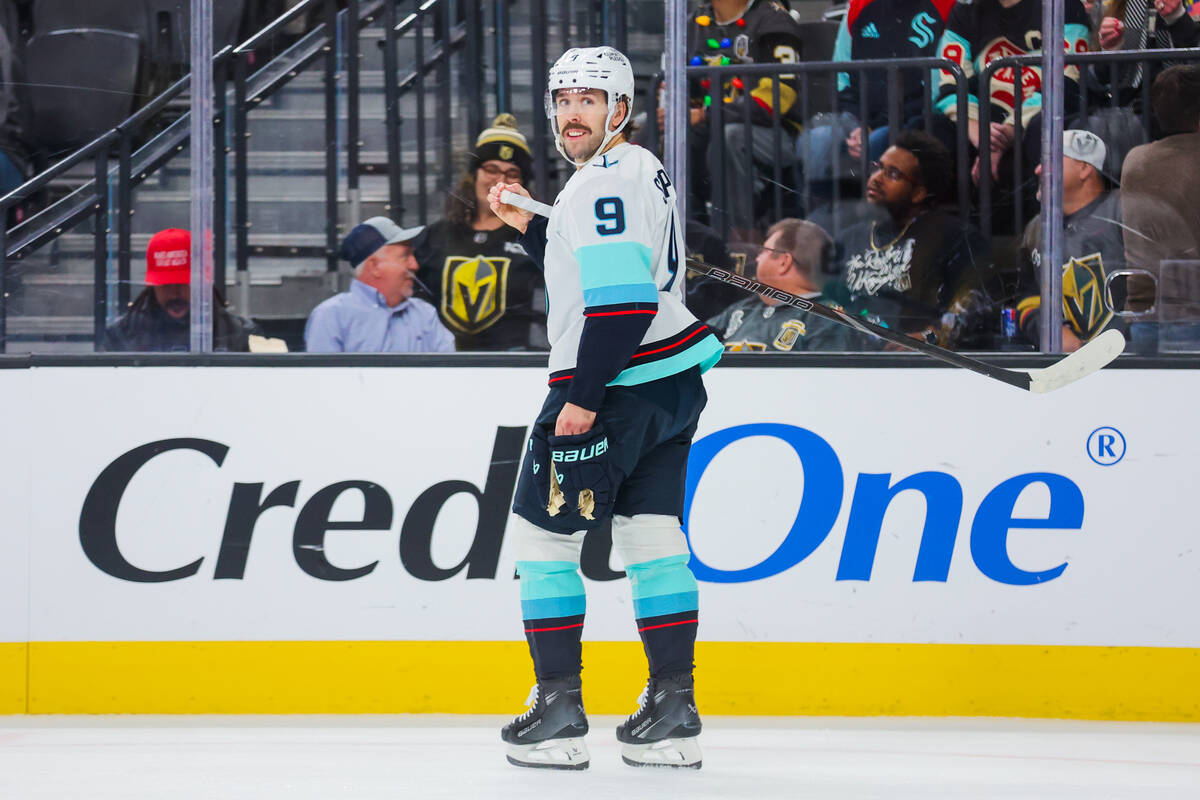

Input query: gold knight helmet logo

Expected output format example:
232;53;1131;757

442;255;510;333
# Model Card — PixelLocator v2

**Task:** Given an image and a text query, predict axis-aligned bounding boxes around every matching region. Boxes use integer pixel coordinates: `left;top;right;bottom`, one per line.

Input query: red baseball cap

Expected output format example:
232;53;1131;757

145;229;191;286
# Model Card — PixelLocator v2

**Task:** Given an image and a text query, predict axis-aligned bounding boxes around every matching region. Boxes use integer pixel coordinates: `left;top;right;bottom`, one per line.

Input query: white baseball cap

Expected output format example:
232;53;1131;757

1063;129;1114;182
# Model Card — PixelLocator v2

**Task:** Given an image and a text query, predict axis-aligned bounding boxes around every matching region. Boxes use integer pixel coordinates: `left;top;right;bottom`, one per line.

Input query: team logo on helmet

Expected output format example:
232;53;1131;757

441;255;510;333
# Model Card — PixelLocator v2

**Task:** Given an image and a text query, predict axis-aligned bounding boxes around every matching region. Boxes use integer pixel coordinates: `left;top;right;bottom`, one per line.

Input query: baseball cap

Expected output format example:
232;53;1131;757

145;228;191;286
1063;130;1115;183
339;217;424;268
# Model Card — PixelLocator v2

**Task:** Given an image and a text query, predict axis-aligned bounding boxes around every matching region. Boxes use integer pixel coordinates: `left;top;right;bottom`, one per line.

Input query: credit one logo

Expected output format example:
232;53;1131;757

683;424;1084;587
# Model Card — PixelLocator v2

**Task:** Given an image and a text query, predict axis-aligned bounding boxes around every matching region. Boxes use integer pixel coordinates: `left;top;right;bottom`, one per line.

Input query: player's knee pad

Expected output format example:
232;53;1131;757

509;514;586;564
610;514;690;568
611;515;697;617
510;516;587;620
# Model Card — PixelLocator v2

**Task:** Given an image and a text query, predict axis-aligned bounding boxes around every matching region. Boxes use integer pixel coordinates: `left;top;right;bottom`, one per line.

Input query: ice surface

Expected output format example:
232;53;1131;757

1;715;1198;799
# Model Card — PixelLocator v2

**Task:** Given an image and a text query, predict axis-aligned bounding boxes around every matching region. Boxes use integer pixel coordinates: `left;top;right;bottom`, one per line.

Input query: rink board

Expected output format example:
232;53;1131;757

0;364;1197;718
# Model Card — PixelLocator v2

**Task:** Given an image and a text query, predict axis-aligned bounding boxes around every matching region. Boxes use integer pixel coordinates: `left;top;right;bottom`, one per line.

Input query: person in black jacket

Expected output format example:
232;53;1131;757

102;229;259;352
797;0;955;185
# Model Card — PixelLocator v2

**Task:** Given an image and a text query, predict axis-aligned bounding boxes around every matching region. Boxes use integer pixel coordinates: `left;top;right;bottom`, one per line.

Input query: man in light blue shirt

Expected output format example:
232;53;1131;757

305;217;455;353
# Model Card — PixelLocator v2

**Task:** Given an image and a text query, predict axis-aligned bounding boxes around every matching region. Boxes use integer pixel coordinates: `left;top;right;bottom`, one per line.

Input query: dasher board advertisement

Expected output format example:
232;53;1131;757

0;365;1193;649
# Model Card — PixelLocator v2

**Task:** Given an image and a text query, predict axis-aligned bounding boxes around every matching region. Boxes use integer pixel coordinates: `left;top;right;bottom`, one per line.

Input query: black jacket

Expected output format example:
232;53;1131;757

102;292;259;352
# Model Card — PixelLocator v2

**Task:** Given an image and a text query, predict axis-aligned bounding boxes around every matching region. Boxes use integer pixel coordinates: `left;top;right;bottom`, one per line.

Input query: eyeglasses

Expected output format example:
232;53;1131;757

870;160;917;185
758;245;789;258
479;163;523;182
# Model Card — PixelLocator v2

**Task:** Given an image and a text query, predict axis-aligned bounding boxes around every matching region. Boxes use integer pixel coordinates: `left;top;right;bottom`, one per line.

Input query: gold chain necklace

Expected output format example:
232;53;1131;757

869;216;917;252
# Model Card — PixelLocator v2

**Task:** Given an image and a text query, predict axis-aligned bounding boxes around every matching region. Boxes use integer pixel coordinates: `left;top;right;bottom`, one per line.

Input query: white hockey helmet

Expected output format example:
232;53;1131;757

545;46;635;165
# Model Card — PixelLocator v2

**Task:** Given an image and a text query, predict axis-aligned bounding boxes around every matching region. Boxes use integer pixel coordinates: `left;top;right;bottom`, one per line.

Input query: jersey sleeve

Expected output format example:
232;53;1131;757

935;5;977;121
559;168;661;411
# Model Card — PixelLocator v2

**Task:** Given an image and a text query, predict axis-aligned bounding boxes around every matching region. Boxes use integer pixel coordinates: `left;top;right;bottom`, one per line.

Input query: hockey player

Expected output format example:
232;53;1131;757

486;46;724;771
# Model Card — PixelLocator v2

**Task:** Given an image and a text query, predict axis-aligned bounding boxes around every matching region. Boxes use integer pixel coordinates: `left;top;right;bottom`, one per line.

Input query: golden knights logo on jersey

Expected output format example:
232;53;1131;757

1063;253;1112;340
441;255;510;333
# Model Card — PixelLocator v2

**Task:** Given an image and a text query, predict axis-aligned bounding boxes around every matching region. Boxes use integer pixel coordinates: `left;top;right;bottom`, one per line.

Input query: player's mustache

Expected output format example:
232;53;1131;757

562;124;591;135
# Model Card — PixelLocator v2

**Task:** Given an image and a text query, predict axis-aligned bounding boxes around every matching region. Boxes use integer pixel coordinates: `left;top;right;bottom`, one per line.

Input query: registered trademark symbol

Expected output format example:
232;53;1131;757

1086;426;1126;466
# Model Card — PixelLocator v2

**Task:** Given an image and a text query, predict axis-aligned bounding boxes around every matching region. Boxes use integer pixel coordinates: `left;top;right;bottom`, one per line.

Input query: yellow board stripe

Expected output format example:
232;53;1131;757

18;641;1200;720
0;643;27;713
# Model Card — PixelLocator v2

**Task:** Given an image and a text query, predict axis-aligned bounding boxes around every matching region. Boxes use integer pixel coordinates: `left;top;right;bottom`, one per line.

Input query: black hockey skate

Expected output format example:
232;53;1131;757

501;675;590;770
615;673;702;768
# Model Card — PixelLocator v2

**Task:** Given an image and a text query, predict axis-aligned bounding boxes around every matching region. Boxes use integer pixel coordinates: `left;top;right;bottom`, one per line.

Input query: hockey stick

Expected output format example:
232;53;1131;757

498;190;1125;393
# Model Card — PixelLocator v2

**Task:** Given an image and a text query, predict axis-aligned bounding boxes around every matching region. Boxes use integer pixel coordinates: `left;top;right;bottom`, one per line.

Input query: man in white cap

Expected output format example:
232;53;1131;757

1016;129;1128;351
304;216;453;353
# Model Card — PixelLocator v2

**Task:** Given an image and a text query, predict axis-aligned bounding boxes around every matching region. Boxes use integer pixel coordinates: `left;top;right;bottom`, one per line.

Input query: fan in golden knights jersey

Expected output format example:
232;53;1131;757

413;115;548;351
1016;130;1129;350
487;47;722;771
707;218;882;352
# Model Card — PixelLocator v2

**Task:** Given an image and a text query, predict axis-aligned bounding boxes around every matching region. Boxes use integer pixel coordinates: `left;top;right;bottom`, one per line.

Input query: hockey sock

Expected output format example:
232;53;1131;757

626;554;699;678
516;559;586;680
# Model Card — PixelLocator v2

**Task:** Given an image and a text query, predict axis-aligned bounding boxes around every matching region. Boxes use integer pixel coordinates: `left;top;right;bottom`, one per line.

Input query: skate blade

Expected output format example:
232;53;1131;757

505;737;590;770
620;736;702;769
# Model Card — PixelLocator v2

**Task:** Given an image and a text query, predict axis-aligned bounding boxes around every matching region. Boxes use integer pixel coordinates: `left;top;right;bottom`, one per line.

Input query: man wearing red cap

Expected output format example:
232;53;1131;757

102;228;259;352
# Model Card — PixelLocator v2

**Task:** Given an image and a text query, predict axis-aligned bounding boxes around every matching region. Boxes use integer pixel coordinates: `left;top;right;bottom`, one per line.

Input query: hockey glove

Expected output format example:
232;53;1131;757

547;423;614;523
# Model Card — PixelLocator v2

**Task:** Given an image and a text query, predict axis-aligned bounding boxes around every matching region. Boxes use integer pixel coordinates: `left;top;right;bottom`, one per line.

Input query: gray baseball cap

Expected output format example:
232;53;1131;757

339;216;424;267
1063;129;1116;183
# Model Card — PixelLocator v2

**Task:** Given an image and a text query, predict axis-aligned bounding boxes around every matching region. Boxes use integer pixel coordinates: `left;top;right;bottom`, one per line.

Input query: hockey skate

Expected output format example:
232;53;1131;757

501;675;590;770
615;673;702;768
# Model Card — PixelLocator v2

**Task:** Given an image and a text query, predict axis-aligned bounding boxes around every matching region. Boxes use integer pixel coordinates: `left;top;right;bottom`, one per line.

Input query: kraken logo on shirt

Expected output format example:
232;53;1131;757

441;255;510;333
1063;252;1112;340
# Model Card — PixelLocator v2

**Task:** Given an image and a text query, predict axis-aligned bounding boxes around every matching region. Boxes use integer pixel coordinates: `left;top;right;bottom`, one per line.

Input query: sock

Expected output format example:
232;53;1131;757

626;554;699;678
516;559;586;680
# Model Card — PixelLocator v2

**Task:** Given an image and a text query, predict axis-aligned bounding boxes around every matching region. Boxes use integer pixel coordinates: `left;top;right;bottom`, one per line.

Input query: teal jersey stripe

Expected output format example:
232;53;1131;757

608;334;723;388
584;282;660;307
632;590;699;620
576;242;654;290
521;594;586;621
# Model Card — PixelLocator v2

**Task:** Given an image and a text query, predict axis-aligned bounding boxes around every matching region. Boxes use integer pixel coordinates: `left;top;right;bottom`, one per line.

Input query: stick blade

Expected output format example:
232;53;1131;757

1028;328;1126;394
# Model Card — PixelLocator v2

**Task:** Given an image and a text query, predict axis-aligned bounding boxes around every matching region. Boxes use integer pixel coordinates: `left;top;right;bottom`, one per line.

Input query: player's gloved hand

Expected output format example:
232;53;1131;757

524;425;564;517
547;423;614;524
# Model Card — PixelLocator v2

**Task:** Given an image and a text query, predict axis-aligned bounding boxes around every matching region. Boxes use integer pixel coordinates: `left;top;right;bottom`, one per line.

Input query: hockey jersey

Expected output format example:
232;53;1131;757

707;294;880;352
1017;190;1129;344
688;0;805;128
413;219;548;351
935;0;1090;128
834;0;955;129
535;142;723;410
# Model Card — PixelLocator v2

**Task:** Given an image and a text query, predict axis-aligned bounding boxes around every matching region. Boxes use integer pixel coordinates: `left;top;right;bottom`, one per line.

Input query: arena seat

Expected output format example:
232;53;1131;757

145;0;246;65
24;29;140;153
31;0;146;38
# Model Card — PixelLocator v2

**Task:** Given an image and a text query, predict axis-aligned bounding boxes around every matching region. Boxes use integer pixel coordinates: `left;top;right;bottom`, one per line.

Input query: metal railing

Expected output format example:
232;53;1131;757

664;58;970;241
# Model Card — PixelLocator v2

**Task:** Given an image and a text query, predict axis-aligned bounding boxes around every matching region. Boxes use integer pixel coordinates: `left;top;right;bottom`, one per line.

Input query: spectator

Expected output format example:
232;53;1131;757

931;0;1091;187
1016;130;1128;351
305;217;454;353
831;131;993;346
413;114;547;351
707;217;880;351
796;0;955;187
1121;64;1200;352
1154;0;1200;46
687;0;805;239
102;229;259;352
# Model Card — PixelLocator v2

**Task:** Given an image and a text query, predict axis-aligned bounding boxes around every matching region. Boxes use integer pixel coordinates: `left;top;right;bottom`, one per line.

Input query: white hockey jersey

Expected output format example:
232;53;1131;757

542;142;722;403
